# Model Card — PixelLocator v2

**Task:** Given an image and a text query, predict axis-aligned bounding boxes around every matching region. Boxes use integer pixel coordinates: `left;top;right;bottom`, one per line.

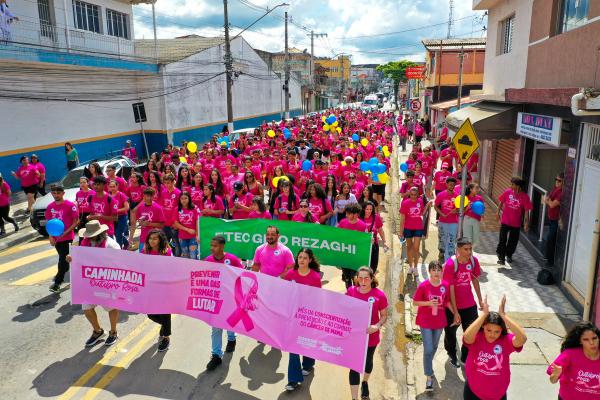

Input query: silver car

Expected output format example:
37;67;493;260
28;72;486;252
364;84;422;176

30;156;136;236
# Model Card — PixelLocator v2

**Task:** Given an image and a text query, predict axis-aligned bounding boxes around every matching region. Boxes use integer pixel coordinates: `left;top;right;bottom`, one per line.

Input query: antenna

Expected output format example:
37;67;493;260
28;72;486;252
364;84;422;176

447;0;454;38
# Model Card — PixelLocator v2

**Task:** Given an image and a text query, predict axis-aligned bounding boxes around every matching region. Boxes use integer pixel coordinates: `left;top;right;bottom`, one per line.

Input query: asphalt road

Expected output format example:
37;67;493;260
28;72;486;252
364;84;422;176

0;237;400;400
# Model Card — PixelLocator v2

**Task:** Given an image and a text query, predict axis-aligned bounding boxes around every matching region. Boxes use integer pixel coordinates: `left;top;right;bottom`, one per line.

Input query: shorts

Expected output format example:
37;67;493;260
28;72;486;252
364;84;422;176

372;184;385;195
403;228;424;238
82;304;115;312
22;184;38;194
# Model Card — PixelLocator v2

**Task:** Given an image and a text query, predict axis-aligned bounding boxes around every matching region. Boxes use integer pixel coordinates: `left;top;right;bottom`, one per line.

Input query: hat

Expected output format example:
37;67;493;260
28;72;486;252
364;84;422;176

441;162;449;169
126;139;132;144
31;153;39;159
78;220;109;238
233;182;244;191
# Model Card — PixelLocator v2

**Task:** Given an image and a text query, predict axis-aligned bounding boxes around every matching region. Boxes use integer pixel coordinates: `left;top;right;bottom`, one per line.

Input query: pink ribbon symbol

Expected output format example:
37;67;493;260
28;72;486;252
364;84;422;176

226;271;258;331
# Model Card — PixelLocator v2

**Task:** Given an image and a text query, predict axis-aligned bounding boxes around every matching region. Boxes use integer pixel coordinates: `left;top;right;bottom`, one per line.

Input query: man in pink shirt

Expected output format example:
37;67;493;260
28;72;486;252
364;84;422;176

122;140;138;162
434;177;459;262
496;177;532;265
252;226;295;278
45;184;80;292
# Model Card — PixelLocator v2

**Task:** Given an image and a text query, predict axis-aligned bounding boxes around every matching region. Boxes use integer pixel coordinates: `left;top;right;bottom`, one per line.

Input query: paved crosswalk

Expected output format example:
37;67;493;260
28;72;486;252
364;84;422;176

0;239;59;287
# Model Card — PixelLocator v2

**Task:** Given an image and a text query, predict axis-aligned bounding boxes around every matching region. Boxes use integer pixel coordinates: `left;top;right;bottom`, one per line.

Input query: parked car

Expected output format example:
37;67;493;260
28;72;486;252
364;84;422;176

362;94;379;111
30;156;136;236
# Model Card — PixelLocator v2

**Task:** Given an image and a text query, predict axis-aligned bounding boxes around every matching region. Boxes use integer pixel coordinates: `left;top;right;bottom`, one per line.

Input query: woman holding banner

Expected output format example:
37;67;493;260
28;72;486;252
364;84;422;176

347;267;388;400
284;248;323;391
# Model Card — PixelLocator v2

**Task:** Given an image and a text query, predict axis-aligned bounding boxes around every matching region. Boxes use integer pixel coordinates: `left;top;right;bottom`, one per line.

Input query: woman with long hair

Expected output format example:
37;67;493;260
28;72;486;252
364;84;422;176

107;180;130;249
127;172;144;213
361;201;386;273
496;177;532;265
274;180;298;221
176;166;193;193
200;183;225;218
358;185;378;209
284;248;322;391
306;183;334;224
244;170;264;197
335;182;358;222
292;199;318;223
189;172;204;209
173;191;199;259
248;196;271;219
65;142;79;171
144;159;160;184
399;187;431;275
147;171;162;203
324;174;338;226
75;176;92;230
0;173;18;235
548;322;600;400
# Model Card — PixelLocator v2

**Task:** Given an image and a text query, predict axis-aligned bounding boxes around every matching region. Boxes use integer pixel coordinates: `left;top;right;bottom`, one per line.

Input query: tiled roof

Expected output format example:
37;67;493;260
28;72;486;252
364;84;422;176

422;38;486;51
134;37;225;64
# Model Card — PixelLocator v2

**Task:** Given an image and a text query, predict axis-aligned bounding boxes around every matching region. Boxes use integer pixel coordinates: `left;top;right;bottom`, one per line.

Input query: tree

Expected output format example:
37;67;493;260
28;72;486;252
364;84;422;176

377;60;419;110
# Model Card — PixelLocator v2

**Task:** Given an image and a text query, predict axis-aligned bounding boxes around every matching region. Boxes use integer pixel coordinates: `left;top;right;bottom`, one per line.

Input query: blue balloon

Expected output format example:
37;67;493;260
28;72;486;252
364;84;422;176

46;218;65;237
326;115;336;125
302;160;312;171
400;163;409;173
376;163;387;174
283;128;291;139
372;173;379;182
352;133;359;142
471;201;485;216
369;157;378;165
360;161;370;172
221;135;230;143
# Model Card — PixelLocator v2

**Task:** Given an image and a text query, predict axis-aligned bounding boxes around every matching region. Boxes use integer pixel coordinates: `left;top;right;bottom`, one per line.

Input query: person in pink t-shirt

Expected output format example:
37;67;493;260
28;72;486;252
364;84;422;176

87;176;118;238
129;187;165;252
548;322;600;400
284;248;323;391
463;183;484;250
337;203;367;288
173;192;199;259
0;174;18;235
107;180;130;249
230;182;254;219
45;184;80;292
413;261;454;392
248;196;272;219
160;174;182;257
399;187;431;275
496;177;532;265
11;155;40;214
434;176;459;262
463;295;527;400
346;267;389;400
292;199;318;223
252;226;295;277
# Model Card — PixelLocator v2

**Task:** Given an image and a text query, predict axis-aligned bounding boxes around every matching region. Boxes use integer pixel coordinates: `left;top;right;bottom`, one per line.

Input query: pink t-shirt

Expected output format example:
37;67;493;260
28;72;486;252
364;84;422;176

337;218;367;232
400;179;424;196
0;181;10;206
135;201;165;244
434;170;451;192
89;193;118;236
465;194;485;221
160;187;181;227
308;197;333;221
45;200;79;242
284;269;322;288
248;210;272;219
127;185;144;204
253;242;295;277
231;192;254;219
435;190;459;224
499;189;532;228
201;195;225;218
292;212;318;223
190;186;204;208
464;332;522;400
274;194;298;221
176;207;199;240
75;189;92;213
443;256;481;309
110;191;129;216
145;247;173;256
17;164;39;187
363;213;383;244
108;175;128;193
400;197;425;230
414;280;450;329
346;286;388;347
547;348;600;400
205;252;244;268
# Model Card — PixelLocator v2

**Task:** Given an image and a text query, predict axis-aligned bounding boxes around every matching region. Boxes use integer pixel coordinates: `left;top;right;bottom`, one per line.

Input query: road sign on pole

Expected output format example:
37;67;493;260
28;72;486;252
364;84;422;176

410;99;421;112
132;102;149;160
452;118;480;238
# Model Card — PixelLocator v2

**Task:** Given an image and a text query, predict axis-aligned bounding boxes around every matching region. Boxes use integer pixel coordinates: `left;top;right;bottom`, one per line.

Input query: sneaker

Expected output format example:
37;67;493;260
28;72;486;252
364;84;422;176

225;339;236;353
157;336;170;352
0;229;5;236
85;329;105;347
360;381;370;399
104;331;118;347
206;354;222;371
285;382;301;391
507;256;513;263
449;358;460;368
13;222;19;232
496;259;505;265
301;367;314;376
49;283;60;293
425;378;434;392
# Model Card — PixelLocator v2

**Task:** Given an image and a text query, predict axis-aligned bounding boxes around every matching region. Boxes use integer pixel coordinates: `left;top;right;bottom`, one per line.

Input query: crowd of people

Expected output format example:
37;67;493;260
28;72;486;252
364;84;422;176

10;105;597;399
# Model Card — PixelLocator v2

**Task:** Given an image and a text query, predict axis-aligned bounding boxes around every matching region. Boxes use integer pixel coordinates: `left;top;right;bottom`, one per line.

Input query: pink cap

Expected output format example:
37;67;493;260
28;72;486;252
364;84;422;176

441;162;449;169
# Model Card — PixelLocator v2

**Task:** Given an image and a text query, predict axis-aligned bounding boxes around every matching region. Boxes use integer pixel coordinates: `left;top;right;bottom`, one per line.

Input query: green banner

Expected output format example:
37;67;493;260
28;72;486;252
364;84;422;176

199;217;372;270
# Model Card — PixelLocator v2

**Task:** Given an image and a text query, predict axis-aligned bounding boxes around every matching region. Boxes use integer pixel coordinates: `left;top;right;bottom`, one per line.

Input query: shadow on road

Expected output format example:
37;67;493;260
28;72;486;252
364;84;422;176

239;342;285;390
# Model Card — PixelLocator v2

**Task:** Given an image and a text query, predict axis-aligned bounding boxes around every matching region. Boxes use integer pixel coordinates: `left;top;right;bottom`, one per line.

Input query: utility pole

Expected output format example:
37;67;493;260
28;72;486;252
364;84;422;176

339;55;344;104
457;46;465;109
447;0;454;38
284;12;290;119
308;31;326;111
223;0;234;133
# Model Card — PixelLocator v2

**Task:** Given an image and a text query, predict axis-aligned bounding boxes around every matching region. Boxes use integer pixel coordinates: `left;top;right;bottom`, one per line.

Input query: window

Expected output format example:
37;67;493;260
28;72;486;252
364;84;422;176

499;15;515;54
106;9;129;39
72;1;100;34
37;0;55;39
559;0;589;33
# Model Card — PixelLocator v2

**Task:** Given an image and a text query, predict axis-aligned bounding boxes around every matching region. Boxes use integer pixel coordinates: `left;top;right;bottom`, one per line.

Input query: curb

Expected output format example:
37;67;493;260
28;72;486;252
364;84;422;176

0;227;42;252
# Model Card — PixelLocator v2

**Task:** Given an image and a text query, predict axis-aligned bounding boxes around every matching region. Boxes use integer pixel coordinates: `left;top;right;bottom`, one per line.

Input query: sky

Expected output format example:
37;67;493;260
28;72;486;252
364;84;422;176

132;0;487;65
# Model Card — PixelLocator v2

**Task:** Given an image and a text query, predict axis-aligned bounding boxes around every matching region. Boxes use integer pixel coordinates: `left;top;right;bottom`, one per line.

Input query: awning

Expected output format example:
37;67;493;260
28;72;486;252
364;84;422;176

445;101;520;141
430;96;478;112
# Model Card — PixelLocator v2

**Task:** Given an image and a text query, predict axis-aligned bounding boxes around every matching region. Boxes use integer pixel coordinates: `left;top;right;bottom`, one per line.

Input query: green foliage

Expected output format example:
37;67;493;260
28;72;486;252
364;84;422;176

376;60;420;83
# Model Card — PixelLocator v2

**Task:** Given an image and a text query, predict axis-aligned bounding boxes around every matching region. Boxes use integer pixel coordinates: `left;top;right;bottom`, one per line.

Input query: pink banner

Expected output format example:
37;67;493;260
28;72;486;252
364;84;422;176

70;247;372;372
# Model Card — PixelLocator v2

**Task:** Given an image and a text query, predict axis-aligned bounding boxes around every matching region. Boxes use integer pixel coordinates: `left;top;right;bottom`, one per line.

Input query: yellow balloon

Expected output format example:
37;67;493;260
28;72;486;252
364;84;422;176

378;173;389;184
330;125;336;133
382;145;389;152
322;116;326;122
341;161;347;166
179;156;187;163
220;141;227;146
361;138;368;146
383;150;391;157
323;124;330;131
187;141;197;153
349;143;354;149
336;127;342;133
267;130;275;138
273;176;289;187
454;195;470;209
332;121;339;127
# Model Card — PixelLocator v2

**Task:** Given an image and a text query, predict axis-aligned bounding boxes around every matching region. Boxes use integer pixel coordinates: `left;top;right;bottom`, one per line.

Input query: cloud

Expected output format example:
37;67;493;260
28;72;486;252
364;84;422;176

133;0;485;64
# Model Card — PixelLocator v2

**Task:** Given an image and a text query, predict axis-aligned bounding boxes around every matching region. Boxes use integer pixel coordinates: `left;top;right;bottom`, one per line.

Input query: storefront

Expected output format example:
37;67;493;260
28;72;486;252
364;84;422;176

428;96;478;137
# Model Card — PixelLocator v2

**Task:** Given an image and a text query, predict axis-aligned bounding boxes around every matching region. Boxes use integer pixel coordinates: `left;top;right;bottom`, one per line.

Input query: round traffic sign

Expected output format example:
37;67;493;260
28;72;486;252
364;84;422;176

410;99;421;112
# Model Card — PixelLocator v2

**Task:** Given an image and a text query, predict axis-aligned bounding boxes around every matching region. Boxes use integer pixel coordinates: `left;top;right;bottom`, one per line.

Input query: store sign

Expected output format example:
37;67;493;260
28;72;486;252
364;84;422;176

516;112;562;147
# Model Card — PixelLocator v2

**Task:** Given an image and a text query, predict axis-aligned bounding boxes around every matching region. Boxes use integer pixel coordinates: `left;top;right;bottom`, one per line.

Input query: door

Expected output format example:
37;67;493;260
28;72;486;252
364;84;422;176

567;124;600;296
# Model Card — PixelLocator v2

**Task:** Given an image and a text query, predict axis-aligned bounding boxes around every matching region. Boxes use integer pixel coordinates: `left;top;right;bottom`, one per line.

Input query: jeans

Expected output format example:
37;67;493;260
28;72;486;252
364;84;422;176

148;314;171;336
211;327;236;357
399;136;407;151
162;225;181;257
179;237;198;259
54;240;72;285
327;214;337;227
114;214;129;249
288;353;315;383
438;222;458;261
422;328;443;376
496;224;520;261
545;220;559;265
444;305;478;363
462;216;481;250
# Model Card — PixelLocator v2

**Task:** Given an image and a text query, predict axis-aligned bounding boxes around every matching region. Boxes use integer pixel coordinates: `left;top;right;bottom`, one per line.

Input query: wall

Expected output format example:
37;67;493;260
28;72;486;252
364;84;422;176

481;0;533;97
426;49;485;88
315;58;351;80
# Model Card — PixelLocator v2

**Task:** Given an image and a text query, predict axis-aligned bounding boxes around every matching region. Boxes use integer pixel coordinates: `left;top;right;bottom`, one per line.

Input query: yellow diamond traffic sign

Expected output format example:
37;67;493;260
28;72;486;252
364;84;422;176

452;118;480;165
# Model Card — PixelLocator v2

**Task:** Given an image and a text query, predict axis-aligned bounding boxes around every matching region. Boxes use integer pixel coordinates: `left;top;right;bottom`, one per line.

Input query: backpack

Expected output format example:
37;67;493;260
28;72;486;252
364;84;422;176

451;255;475;274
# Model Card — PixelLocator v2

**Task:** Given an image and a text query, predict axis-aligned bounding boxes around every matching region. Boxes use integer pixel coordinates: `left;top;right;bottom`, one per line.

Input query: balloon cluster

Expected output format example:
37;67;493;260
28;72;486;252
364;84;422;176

219;135;230;148
359;157;389;183
322;114;339;133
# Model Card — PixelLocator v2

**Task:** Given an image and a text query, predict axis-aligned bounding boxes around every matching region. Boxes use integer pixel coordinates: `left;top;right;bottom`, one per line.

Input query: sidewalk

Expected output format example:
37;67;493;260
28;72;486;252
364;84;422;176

0;190;41;251
392;141;581;399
